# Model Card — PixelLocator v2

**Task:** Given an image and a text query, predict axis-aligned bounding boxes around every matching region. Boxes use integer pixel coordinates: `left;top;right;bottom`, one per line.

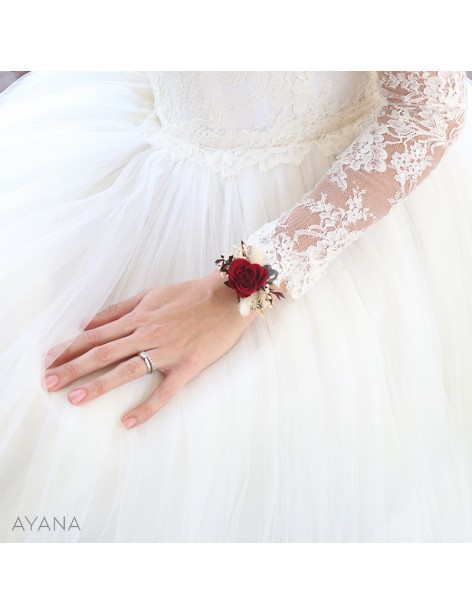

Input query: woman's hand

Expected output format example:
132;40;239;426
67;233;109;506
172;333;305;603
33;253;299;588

42;269;259;429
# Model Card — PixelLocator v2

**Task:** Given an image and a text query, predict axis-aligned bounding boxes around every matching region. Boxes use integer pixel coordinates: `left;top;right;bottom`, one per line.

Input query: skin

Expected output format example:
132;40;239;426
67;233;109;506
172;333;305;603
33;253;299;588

42;268;286;430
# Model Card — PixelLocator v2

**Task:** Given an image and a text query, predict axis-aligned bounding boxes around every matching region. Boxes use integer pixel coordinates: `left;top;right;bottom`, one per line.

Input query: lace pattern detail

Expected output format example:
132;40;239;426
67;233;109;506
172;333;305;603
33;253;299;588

246;72;468;300
145;71;383;176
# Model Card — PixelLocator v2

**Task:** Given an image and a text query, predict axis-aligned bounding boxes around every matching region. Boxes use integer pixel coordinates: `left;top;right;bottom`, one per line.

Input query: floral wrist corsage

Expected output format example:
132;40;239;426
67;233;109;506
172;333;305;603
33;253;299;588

214;239;285;318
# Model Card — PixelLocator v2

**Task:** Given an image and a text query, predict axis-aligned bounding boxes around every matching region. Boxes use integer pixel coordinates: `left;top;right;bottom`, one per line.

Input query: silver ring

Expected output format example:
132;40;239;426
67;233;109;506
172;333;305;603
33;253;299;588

138;351;157;374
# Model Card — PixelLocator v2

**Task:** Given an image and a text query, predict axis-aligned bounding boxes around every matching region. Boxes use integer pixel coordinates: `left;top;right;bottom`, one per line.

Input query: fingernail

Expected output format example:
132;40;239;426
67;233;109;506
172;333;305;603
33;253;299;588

123;417;137;429
45;374;59;390
68;388;87;404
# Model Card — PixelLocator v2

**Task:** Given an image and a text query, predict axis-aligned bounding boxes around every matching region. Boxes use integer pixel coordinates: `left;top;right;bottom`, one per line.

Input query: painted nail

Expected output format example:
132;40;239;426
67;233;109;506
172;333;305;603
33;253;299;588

123;417;137;429
45;374;59;390
68;389;87;404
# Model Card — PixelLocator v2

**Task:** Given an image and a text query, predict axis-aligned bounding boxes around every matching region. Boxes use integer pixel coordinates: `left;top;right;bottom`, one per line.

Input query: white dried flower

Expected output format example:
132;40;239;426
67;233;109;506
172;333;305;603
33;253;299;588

239;297;252;317
247;244;265;266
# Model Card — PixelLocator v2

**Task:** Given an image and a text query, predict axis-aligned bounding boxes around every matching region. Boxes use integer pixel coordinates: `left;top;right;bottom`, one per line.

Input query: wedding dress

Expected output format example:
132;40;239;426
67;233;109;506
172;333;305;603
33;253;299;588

1;71;472;542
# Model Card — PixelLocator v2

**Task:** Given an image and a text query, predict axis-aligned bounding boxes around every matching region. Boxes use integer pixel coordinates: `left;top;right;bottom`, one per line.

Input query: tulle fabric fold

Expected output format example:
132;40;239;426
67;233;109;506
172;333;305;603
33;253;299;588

1;73;472;541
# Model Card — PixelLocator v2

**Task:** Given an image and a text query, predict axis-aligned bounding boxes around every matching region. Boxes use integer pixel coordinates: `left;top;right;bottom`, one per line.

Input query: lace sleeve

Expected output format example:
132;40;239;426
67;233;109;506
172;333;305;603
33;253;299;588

246;71;468;302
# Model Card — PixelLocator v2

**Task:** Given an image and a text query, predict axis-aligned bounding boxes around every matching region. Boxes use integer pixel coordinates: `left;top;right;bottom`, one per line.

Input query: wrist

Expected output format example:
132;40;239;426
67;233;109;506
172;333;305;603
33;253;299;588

202;269;259;325
213;239;286;319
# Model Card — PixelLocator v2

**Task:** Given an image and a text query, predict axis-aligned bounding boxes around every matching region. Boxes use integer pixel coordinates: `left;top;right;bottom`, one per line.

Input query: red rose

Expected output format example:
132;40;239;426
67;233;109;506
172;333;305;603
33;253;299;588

226;258;269;299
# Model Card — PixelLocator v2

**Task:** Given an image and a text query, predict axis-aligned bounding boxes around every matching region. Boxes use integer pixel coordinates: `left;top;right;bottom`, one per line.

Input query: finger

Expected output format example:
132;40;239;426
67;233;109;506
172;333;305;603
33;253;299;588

43;303;140;369
66;354;155;406
43;290;150;369
44;314;138;370
121;369;190;429
43;323;134;371
43;332;145;391
82;289;149;331
43;338;75;369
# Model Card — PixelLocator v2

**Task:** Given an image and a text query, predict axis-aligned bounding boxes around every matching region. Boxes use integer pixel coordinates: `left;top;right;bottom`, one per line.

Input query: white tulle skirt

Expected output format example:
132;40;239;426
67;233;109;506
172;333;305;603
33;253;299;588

1;71;472;542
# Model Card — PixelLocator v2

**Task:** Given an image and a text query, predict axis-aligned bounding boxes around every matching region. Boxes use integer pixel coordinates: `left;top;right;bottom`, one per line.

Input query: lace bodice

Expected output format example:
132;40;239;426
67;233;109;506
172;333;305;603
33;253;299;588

145;71;468;302
146;71;383;175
